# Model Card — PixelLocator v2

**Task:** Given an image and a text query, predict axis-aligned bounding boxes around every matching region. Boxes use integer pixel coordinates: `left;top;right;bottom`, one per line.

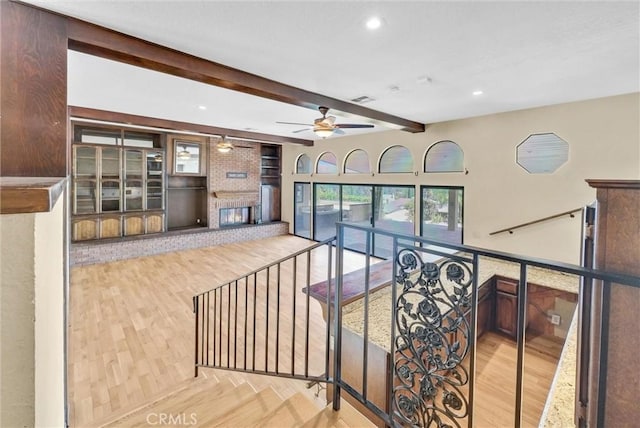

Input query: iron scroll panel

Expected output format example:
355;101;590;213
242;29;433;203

393;248;473;428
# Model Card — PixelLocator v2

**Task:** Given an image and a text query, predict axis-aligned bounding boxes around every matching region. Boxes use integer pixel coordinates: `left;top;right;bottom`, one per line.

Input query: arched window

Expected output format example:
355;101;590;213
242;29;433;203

424;140;464;173
316;152;338;174
296;154;311;174
379;145;413;173
344;149;371;174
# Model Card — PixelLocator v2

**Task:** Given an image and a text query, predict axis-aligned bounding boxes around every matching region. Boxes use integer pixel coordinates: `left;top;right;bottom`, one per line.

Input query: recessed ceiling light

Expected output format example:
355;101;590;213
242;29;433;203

198;105;207;110
417;75;432;84
365;17;382;30
472;90;484;96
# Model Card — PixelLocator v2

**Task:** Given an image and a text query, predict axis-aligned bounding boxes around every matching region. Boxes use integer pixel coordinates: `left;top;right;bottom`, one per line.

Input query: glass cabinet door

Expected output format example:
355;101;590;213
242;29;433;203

146;151;164;210
74;146;97;177
125;149;143;178
74;180;97;214
124;150;144;211
101;147;121;179
124;180;143;211
100;180;121;212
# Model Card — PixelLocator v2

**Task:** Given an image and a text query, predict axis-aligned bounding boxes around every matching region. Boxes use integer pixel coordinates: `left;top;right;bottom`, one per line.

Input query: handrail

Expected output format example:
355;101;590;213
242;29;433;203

489;207;584;236
192;222;640;427
194;236;336;297
193;236;337;383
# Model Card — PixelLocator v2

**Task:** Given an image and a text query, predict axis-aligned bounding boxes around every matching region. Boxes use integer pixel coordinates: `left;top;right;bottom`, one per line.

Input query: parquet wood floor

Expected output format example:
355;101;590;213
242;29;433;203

69;234;564;427
69;235;369;427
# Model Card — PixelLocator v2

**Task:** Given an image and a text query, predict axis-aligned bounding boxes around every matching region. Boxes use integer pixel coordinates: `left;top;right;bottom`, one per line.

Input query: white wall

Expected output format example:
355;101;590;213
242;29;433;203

281;93;640;264
34;195;66;427
0;194;66;427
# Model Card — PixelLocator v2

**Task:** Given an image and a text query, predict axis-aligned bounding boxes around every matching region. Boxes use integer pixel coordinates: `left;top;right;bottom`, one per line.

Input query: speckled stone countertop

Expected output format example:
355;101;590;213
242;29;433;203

342;255;579;348
540;313;578;428
341;255;580;428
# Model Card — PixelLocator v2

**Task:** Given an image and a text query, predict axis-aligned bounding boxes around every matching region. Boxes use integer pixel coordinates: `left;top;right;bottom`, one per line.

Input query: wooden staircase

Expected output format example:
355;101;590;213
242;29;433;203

98;374;375;428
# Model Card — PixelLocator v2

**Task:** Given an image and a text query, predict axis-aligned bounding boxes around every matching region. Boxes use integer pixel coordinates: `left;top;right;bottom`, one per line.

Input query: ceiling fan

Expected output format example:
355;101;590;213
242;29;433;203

277;106;374;138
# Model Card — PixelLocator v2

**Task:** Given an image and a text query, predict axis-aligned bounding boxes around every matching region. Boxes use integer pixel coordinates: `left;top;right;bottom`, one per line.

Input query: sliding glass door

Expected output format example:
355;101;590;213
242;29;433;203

421;186;464;244
313;184;340;241
342;185;373;253
294;182;312;239
372;186;415;258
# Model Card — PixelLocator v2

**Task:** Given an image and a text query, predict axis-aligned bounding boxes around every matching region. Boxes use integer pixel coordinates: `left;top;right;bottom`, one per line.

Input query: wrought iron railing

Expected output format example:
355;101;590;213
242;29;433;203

193;237;335;383
330;222;640;428
194;223;640;427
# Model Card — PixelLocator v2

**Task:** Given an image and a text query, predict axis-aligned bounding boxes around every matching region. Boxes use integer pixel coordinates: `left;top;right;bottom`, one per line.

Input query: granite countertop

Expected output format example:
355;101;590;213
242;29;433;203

340;255;579;428
342;255;580;348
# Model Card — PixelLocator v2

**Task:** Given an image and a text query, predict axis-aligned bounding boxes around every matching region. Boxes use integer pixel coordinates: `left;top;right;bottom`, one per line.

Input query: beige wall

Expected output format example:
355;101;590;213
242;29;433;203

281;93;640;264
0;194;66;427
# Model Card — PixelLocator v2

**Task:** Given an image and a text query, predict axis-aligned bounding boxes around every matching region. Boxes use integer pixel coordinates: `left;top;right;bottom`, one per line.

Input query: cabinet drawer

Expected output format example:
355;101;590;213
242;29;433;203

496;277;518;295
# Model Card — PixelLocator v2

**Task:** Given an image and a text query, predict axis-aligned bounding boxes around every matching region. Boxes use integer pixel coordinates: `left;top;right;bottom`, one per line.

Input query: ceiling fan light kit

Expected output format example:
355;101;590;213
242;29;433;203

277;106;374;138
216;137;234;153
314;128;335;138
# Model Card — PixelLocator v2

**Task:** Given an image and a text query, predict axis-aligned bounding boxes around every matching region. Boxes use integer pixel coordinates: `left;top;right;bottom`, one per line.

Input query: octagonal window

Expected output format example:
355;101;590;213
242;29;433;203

517;133;569;174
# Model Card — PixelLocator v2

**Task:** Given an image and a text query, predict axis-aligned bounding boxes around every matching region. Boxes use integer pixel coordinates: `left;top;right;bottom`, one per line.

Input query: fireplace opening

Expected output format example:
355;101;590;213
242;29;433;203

220;207;251;227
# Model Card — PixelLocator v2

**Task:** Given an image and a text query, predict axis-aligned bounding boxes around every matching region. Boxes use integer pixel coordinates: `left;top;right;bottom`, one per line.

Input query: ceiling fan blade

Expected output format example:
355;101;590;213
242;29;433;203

292;128;310;134
276;121;313;126
335;124;375;129
333;128;346;135
325;116;336;125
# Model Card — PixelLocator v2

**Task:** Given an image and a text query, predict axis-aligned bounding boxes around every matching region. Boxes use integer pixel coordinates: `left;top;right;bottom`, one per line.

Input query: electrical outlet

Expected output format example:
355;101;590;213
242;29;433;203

550;314;561;325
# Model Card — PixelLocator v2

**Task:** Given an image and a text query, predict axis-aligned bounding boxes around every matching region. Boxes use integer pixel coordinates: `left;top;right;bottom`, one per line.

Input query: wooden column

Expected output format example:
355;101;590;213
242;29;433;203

0;1;68;177
586;179;640;426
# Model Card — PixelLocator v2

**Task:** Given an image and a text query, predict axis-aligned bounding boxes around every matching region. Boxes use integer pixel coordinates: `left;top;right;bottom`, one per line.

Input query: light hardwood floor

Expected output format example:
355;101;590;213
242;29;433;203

69;235;563;427
69;235;369;427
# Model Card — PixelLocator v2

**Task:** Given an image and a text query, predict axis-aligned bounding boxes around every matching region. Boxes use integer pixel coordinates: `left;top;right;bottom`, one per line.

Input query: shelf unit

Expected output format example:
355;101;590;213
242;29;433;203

71;143;166;241
260;144;281;222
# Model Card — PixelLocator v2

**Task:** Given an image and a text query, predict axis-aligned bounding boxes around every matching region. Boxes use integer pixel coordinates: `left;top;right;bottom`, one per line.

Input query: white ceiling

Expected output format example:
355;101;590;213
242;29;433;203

25;0;640;141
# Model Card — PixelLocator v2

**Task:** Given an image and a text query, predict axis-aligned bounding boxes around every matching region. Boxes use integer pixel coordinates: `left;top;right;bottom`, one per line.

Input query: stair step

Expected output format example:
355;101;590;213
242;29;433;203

99;375;224;427
257;392;321;427
209;387;283;427
110;381;255;428
301;400;376;428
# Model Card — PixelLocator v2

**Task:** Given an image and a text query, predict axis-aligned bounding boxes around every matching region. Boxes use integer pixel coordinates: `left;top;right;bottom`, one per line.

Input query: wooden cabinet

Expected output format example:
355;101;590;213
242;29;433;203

495;277;518;339
71;141;166;241
477;283;494;338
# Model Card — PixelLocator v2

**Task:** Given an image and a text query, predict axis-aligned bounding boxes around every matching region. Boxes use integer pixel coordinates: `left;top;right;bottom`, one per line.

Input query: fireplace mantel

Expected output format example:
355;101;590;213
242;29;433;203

213;191;259;199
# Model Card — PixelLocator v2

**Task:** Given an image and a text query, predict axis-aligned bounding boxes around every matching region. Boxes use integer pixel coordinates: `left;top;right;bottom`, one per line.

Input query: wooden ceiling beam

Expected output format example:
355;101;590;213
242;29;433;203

68;106;314;146
65;17;425;134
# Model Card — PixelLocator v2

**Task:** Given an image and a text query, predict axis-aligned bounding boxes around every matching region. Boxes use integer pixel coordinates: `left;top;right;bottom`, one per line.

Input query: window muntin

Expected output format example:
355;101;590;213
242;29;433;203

424;141;464;173
379;145;413;173
344;149;371;174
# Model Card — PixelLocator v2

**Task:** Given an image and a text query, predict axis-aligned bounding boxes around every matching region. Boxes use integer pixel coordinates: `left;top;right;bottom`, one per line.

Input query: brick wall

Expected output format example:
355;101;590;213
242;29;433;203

208;138;261;228
70;222;288;266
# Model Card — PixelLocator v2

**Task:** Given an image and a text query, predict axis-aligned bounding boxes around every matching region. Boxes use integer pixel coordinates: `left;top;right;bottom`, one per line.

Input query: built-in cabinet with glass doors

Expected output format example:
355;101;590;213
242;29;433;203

71;124;165;241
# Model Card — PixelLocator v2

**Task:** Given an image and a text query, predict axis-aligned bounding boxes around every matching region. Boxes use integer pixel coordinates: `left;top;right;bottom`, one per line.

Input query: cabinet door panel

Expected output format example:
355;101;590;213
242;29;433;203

496;291;518;339
73;219;98;241
124;216;144;236
100;217;122;238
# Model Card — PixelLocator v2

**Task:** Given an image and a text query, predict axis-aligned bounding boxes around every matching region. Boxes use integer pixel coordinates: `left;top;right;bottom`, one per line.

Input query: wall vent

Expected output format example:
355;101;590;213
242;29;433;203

351;95;376;104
